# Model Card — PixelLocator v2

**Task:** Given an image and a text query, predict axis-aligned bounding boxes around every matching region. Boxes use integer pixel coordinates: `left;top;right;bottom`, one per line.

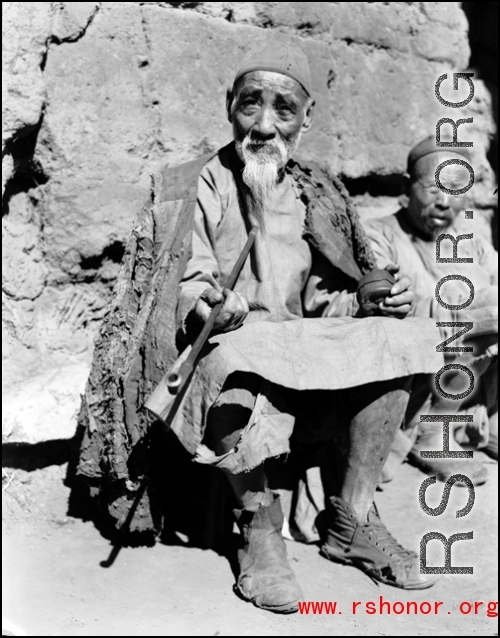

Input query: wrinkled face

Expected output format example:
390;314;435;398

226;70;314;221
406;152;469;240
227;70;314;165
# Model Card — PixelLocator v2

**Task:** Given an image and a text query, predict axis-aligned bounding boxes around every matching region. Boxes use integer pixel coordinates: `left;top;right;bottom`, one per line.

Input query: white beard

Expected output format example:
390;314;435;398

235;132;301;229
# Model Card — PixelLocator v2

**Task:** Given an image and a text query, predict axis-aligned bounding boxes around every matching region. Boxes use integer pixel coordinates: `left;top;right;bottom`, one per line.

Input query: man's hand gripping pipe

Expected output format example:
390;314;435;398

145;224;257;422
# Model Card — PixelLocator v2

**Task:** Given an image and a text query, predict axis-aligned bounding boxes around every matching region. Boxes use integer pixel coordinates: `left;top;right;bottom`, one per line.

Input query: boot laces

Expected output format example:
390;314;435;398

364;520;416;561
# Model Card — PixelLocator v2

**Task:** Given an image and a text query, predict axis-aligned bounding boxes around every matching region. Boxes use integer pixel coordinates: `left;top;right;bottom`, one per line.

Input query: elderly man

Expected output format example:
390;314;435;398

78;44;444;614
366;137;498;485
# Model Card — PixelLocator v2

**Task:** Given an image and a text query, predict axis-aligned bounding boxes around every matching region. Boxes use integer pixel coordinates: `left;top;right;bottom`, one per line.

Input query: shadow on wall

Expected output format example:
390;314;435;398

2;120;48;218
462;1;498;248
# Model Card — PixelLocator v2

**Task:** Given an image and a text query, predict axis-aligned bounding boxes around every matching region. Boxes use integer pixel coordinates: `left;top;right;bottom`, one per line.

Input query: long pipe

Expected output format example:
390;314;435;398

145;225;257;421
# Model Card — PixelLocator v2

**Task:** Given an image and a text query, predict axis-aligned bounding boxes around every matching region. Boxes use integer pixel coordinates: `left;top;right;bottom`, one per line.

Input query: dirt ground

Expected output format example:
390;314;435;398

2;455;498;637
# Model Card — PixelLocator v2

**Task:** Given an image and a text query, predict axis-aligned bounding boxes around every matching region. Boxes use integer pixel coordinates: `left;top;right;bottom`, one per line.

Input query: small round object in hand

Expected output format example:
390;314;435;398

357;269;396;315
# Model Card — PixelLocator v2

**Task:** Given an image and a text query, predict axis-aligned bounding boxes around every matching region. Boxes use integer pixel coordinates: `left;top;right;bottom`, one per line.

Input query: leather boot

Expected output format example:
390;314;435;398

233;494;303;614
320;496;439;590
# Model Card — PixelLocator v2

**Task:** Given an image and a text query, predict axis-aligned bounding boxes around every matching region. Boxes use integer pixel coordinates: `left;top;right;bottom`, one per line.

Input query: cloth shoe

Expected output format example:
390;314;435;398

408;420;488;485
320;496;439;590
233;494;303;614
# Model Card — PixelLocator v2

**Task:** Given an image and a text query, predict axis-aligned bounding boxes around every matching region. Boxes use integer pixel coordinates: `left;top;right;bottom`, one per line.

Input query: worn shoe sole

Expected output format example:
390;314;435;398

234;584;299;614
320;544;440;590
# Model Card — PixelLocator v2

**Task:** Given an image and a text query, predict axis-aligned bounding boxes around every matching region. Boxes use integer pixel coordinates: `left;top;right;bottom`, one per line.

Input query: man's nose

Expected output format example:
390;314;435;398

253;106;277;139
435;190;451;208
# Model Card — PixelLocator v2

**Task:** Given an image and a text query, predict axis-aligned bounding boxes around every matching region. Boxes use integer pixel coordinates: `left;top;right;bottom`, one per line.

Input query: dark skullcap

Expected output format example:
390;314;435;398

407;135;472;173
233;41;312;97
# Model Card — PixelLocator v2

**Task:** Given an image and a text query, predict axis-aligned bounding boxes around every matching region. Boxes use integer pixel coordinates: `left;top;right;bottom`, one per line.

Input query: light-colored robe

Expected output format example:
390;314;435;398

177;154;360;331
167;160;443;474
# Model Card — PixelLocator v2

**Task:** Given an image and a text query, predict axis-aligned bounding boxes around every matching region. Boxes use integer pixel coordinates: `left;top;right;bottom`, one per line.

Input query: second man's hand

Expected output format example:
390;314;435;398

378;263;415;319
195;287;249;332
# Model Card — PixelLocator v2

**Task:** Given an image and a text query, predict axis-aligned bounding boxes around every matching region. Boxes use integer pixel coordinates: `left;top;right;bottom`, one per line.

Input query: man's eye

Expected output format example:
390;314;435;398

421;185;439;194
240;101;258;113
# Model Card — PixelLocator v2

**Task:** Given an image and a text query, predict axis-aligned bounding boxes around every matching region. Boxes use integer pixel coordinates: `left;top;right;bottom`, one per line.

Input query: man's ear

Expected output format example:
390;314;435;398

226;88;234;123
301;99;316;132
